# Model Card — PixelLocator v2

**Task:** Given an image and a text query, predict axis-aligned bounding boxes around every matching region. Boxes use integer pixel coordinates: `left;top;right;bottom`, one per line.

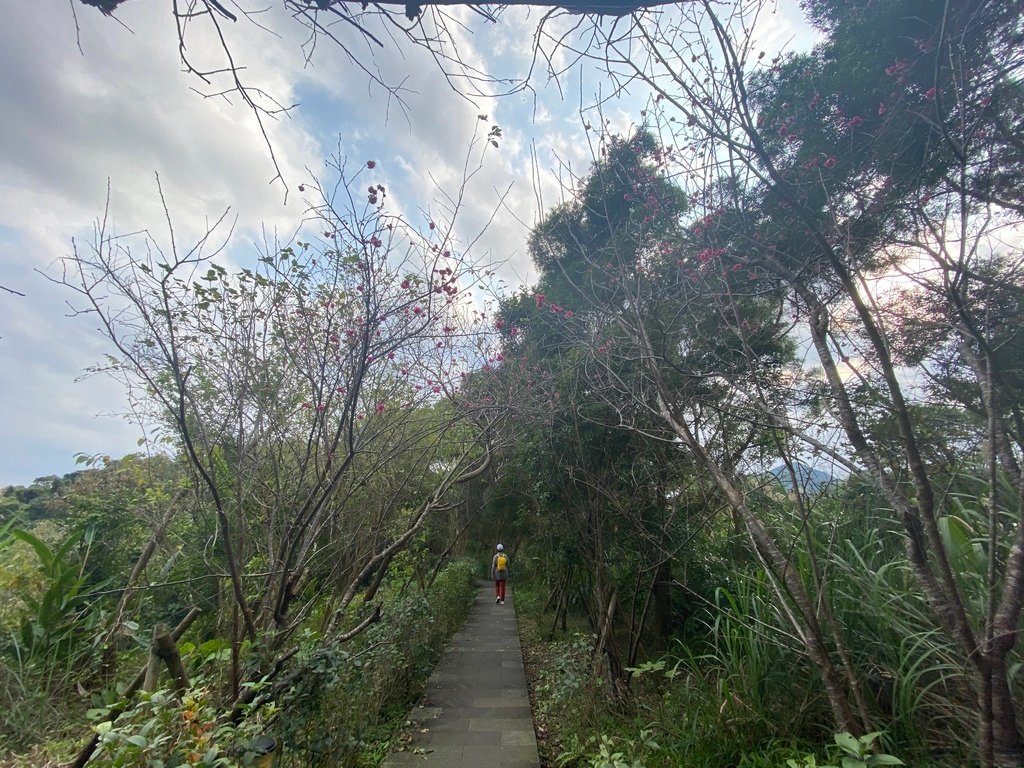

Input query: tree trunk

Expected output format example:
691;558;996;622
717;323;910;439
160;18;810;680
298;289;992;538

95;504;180;684
72;609;201;768
594;586;627;700
983;651;1024;765
652;558;672;640
652;386;861;735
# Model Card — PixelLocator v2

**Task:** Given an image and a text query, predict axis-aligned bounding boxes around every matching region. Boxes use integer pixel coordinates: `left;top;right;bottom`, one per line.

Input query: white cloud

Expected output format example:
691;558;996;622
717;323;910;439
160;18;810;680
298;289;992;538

1;0;790;485
0;0;327;485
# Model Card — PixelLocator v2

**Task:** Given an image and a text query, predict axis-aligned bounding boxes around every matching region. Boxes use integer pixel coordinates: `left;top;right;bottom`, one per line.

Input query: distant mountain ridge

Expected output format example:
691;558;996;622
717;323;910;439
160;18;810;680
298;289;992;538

768;462;833;493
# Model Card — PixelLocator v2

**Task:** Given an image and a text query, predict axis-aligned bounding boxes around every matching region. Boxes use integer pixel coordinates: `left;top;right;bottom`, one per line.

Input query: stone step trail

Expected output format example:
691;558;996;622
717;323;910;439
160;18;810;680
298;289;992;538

381;582;541;768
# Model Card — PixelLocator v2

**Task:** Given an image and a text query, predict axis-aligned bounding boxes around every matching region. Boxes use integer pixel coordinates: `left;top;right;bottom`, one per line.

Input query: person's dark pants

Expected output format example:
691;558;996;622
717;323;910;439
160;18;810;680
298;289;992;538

494;579;506;601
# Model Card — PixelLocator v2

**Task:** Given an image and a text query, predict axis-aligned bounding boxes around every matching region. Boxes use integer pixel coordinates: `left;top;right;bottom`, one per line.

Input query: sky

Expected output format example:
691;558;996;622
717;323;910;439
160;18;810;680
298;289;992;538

0;0;812;488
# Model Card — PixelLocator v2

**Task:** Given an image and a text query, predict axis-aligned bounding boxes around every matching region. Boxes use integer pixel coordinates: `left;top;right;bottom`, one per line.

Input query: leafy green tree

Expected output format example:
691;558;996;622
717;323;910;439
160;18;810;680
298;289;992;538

512;129;877;735
575;0;1024;762
57;159;497;759
474;146;757;697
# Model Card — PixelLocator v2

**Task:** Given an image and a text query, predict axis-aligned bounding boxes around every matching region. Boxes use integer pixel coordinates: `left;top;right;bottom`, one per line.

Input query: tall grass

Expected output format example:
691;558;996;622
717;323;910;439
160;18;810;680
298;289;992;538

516;476;1024;767
0;640;67;753
632;575;826;767
825;519;976;762
519;509;987;766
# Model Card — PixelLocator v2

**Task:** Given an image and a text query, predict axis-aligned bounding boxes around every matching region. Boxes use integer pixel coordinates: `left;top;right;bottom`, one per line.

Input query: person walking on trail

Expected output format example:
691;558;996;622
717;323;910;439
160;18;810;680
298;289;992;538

491;544;510;605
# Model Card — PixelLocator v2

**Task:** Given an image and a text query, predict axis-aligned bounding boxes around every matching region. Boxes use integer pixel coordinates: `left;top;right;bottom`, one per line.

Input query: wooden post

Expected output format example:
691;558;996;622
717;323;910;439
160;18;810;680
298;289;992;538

144;622;191;694
70;608;200;768
143;632;161;693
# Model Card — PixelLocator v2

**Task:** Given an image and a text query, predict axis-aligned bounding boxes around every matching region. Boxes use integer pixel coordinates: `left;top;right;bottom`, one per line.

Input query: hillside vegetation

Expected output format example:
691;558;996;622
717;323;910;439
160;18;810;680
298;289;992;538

3;0;1024;765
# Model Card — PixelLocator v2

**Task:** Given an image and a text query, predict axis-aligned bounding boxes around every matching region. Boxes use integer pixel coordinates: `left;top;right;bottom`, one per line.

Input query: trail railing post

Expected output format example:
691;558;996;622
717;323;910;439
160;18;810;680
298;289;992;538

69;607;201;768
143;622;191;695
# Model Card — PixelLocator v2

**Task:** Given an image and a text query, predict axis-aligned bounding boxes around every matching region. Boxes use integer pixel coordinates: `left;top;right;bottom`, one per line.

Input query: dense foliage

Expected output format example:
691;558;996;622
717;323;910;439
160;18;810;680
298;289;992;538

0;458;482;767
474;1;1024;765
4;0;1023;766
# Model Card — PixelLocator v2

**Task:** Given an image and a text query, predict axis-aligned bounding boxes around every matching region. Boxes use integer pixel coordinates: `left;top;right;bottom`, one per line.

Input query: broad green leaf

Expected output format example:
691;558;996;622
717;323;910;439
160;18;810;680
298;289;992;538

54;528;85;563
834;732;861;754
939;515;975;569
39;588;58;631
13;528;55;568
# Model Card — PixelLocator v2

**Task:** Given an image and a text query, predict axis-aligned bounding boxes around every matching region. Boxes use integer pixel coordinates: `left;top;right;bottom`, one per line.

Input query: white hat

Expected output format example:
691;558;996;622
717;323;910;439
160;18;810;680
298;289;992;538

496;544;504;551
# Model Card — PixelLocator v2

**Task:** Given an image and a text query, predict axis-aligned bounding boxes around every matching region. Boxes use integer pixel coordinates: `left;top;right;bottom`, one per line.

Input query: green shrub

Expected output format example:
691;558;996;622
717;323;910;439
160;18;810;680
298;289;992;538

273;557;478;767
425;557;477;635
87;686;276;768
535;633;592;719
572;729;661;768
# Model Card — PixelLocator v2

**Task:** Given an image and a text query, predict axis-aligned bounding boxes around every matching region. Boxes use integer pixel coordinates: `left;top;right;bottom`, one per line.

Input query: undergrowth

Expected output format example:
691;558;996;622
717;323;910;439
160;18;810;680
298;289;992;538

516;579;912;768
271;555;480;768
515;495;992;768
0;556;480;768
